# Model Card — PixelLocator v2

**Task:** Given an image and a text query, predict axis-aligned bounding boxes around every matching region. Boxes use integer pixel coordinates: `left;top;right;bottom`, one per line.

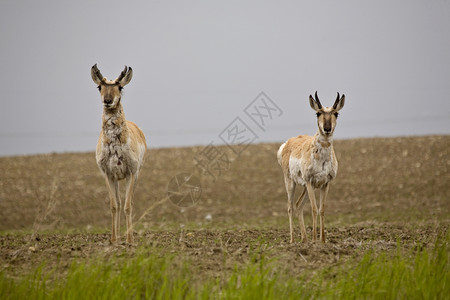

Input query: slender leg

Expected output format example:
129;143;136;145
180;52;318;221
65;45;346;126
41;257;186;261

306;183;318;241
319;184;330;243
295;187;308;242
285;178;296;243
124;175;136;244
106;177;120;243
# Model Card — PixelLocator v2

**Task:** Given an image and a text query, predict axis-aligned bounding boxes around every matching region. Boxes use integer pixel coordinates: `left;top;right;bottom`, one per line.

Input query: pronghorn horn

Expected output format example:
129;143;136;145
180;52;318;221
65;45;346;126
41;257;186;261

333;92;341;109
116;65;129;83
91;64;104;81
314;91;323;109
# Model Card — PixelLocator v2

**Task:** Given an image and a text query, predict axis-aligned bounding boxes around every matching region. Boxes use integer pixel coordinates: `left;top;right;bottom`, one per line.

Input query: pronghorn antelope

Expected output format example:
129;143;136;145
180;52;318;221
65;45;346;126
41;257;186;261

277;92;345;243
91;64;147;244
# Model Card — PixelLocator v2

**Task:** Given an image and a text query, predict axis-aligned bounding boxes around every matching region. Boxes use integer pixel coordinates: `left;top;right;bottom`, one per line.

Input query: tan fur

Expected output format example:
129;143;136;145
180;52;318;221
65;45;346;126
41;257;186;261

278;92;345;243
92;64;147;245
280;135;313;175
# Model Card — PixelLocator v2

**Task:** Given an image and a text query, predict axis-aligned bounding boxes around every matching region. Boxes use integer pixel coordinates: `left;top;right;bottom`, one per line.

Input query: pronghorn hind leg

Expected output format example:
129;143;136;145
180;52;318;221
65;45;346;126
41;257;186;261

319;183;330;243
285;178;296;243
106;177;120;244
306;183;318;241
295;187;308;242
124;174;136;244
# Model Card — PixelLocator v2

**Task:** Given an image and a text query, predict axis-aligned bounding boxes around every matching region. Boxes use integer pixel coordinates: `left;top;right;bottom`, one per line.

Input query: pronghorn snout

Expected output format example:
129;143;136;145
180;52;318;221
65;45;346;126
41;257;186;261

322;116;333;135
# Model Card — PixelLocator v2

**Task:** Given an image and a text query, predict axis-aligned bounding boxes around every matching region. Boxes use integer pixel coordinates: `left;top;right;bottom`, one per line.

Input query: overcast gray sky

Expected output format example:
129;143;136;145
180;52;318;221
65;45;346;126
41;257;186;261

0;0;449;156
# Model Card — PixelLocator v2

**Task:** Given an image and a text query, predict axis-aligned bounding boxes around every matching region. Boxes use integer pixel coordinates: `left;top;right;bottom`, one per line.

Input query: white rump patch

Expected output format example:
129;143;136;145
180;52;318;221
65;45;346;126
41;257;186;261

277;142;286;165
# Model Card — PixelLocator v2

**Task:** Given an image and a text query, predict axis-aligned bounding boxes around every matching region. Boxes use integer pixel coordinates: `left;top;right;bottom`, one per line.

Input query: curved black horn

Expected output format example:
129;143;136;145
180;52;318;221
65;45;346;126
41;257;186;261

314;91;323;109
116;65;129;83
91;64;104;81
333;92;341;109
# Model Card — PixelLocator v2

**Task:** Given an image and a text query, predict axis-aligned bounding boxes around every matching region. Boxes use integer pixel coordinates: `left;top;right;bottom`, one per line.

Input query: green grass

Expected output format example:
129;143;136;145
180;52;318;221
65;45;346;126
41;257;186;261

1;237;448;300
0;252;193;300
323;237;449;300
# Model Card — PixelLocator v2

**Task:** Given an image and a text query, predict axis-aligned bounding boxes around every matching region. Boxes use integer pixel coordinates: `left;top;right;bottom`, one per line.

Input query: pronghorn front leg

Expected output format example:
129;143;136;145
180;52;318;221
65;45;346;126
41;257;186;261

306;183;318;241
106;177;120;243
285;178;296;243
124;175;136;244
295;187;308;242
319;183;330;243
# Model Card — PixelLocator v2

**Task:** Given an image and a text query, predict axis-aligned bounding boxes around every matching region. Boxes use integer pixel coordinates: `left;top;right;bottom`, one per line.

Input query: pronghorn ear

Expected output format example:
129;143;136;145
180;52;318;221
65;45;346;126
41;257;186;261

309;94;321;112
333;94;345;112
91;64;103;85
117;66;133;87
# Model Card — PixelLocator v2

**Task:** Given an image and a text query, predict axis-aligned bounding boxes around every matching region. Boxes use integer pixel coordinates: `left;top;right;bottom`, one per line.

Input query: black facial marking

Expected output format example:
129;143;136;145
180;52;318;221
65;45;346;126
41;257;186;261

323;114;332;133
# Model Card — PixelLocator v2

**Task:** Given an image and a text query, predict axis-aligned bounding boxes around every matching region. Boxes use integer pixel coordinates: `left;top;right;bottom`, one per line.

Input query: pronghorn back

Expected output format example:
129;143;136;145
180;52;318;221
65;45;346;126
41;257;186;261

278;134;337;189
278;135;314;175
127;120;147;169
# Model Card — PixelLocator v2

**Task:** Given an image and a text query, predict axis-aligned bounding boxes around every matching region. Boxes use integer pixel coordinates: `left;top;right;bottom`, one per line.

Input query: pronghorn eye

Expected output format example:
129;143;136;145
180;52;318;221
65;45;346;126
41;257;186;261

97;85;101;91
334;112;339;118
316;112;322;117
119;86;123;92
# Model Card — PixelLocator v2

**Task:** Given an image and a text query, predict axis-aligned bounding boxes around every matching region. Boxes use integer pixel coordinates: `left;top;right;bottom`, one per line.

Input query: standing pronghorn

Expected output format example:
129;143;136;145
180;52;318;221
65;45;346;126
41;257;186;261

91;64;147;244
277;92;345;243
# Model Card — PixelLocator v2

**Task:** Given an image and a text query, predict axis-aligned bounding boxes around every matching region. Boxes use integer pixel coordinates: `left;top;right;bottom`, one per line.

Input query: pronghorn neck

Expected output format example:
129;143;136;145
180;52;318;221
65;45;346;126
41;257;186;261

314;131;333;149
101;103;128;144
